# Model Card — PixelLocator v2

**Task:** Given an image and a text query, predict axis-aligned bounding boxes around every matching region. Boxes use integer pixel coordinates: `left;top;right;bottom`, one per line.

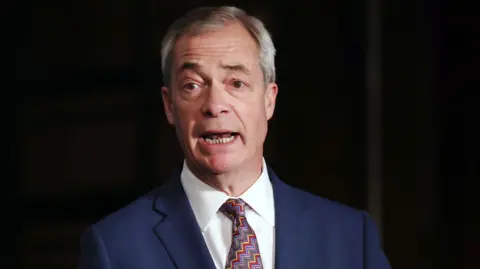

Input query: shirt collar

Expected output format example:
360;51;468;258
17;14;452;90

180;158;275;231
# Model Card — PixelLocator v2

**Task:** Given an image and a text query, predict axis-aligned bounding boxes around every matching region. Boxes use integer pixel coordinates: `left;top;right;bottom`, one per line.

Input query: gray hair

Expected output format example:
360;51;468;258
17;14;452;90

161;6;276;87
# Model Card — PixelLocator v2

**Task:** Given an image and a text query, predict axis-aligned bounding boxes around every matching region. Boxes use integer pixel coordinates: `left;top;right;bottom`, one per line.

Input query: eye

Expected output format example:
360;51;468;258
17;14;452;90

231;79;247;89
183;82;201;91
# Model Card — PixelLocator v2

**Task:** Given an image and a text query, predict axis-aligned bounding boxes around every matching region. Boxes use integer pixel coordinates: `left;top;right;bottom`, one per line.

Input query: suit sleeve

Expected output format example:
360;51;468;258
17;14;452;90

77;226;111;269
362;211;391;269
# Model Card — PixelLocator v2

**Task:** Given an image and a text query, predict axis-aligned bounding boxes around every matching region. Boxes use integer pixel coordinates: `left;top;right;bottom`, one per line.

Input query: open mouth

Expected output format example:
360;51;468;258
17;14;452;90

200;132;239;145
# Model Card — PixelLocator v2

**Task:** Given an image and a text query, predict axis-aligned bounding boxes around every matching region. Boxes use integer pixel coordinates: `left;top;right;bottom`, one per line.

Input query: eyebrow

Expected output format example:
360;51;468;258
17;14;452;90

220;63;251;75
176;61;251;76
177;62;201;76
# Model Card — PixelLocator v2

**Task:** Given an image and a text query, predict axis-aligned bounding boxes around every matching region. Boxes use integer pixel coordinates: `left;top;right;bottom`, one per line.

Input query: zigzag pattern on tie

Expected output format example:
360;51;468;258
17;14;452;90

221;198;263;269
227;239;263;269
232;217;248;236
231;231;257;253
220;200;246;221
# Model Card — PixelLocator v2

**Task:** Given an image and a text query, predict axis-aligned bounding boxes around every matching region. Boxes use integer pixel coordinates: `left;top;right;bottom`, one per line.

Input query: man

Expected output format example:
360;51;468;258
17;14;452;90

78;6;390;269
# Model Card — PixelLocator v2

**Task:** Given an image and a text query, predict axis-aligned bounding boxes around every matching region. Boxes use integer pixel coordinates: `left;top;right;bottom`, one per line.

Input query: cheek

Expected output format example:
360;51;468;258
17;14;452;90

172;105;197;138
243;101;268;132
173;97;194;120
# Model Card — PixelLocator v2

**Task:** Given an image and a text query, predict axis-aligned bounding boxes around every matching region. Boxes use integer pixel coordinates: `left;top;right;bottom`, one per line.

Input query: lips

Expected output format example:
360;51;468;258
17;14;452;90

199;131;239;145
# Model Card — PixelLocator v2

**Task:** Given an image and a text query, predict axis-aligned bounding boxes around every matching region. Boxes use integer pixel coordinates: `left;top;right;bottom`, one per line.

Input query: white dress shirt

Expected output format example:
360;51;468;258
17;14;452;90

180;158;275;269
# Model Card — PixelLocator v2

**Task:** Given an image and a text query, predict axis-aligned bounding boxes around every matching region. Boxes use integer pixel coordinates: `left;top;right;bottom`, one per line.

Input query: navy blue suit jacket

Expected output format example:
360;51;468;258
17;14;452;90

78;166;390;269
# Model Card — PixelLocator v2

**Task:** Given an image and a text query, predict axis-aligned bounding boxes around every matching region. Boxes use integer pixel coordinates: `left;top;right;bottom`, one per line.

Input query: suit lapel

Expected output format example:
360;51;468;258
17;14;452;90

269;167;311;269
152;168;216;269
151;165;320;269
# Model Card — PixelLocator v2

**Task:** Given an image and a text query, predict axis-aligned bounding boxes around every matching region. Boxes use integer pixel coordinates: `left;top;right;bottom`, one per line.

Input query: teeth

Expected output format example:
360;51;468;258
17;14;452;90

204;135;235;144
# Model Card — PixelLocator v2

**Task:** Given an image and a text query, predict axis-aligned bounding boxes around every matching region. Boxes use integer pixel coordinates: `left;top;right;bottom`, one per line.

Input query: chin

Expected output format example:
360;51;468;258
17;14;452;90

199;154;243;174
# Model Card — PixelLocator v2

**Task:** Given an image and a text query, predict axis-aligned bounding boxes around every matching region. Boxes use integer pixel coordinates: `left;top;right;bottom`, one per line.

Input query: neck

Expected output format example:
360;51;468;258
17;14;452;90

187;157;263;197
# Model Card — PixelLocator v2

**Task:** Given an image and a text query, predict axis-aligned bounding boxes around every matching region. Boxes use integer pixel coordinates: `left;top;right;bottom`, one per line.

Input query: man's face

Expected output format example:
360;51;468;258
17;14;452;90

162;22;278;175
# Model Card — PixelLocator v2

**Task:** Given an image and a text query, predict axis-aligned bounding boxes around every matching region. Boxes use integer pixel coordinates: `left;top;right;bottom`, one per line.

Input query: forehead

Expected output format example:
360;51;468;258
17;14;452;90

172;22;260;70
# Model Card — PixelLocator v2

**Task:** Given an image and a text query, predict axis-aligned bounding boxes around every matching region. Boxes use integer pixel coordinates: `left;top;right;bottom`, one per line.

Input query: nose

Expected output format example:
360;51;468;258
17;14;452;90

201;83;230;118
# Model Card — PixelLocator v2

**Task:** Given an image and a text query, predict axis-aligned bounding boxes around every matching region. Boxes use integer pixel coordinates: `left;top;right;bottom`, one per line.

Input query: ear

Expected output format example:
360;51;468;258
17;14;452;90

161;86;175;125
264;82;278;120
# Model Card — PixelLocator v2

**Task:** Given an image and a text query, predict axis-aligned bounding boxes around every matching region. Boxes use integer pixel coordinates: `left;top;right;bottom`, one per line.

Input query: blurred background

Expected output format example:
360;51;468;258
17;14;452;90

5;0;477;268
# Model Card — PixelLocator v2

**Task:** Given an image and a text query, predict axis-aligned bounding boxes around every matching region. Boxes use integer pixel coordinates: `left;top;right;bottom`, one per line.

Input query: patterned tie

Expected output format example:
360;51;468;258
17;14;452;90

219;198;263;269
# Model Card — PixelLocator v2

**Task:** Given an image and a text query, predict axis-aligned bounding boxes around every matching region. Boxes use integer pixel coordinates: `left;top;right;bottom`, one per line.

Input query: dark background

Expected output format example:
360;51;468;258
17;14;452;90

5;0;477;268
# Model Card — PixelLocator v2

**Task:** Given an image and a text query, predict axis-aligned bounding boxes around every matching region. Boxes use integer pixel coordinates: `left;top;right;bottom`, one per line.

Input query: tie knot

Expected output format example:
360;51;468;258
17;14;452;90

219;198;246;220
